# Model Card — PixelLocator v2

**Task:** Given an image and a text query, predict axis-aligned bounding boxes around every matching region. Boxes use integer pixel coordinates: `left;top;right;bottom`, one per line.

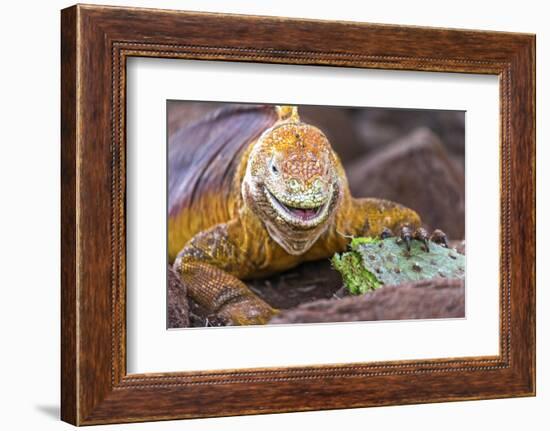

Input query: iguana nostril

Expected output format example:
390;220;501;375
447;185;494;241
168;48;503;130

313;178;324;192
287;178;301;192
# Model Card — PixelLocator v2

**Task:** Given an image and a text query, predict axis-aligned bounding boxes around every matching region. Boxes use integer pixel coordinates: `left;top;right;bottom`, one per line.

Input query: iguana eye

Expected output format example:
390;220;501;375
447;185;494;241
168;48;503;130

270;159;280;176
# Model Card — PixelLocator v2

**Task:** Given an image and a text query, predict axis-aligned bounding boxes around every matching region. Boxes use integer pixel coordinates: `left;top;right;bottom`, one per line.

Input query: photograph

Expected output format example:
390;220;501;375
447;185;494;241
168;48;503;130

167;101;466;328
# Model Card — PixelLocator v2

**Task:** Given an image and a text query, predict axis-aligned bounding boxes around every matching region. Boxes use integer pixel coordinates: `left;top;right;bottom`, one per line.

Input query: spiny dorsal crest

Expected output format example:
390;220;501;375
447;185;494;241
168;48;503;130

276;105;300;123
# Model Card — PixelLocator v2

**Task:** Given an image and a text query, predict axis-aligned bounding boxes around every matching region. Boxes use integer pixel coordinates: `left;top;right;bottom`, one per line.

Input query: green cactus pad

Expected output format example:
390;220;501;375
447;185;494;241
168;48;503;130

332;237;465;295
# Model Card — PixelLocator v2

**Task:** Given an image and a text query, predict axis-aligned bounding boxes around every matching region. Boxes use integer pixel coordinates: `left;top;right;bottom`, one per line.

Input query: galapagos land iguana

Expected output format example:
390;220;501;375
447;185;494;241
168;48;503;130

169;105;447;325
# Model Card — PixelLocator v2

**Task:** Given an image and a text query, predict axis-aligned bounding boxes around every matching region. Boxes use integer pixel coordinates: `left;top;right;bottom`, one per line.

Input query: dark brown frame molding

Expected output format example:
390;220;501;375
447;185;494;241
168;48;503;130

61;4;535;425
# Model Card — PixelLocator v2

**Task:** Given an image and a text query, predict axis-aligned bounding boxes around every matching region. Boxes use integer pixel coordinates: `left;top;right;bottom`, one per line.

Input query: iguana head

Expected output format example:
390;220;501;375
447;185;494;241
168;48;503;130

243;106;343;255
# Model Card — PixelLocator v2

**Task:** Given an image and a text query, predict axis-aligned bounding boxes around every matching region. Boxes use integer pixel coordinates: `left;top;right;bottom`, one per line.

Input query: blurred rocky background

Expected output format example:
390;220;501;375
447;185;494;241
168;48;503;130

167;102;465;328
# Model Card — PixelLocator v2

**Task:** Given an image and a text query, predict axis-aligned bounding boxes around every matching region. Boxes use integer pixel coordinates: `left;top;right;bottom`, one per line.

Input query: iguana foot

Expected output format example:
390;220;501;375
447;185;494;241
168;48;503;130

379;226;448;253
430;229;449;248
218;297;279;326
413;227;430;252
380;227;394;239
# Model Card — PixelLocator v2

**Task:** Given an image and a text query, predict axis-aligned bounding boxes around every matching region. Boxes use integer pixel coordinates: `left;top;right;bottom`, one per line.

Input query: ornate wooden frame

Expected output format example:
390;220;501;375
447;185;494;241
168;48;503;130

61;4;536;425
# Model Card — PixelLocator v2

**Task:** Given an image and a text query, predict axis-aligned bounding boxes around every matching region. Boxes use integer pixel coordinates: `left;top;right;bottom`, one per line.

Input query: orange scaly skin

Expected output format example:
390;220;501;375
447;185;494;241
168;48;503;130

172;106;420;325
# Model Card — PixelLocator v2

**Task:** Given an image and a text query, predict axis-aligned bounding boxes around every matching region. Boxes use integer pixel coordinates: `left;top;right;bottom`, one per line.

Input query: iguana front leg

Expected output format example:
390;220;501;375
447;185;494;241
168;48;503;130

349;197;448;250
346;197;421;236
173;222;277;325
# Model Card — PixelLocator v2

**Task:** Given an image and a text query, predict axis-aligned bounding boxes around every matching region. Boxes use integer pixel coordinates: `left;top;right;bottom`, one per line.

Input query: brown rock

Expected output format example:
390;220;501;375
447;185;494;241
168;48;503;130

347;128;465;239
167;265;190;328
185;242;466;327
352;109;465;162
269;278;465;325
247;259;344;310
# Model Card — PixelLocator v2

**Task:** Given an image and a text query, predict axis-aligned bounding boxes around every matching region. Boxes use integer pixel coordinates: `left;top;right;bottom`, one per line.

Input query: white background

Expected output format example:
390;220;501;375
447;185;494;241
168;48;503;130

0;0;547;430
127;59;499;373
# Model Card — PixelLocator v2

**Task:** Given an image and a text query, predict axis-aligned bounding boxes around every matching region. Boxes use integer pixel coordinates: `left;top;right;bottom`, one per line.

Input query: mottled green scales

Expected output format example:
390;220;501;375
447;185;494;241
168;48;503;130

332;237;465;295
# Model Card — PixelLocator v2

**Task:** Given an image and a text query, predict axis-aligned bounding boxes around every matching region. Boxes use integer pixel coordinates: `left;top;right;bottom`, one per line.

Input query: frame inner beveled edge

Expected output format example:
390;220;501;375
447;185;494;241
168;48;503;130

110;41;512;388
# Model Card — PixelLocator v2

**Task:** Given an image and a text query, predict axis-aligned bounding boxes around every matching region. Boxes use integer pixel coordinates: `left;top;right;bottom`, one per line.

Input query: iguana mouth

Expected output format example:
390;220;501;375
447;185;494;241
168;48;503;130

265;188;331;227
285;205;322;220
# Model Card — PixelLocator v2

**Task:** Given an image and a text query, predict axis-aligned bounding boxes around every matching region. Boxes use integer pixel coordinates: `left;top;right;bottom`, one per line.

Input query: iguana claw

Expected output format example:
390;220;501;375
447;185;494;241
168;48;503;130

379;225;448;253
380;227;393;239
430;229;449;248
414;227;430;252
400;225;413;252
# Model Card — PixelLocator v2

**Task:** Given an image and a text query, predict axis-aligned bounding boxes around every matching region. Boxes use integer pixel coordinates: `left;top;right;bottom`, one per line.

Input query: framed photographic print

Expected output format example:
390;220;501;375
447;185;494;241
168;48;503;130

61;4;535;425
